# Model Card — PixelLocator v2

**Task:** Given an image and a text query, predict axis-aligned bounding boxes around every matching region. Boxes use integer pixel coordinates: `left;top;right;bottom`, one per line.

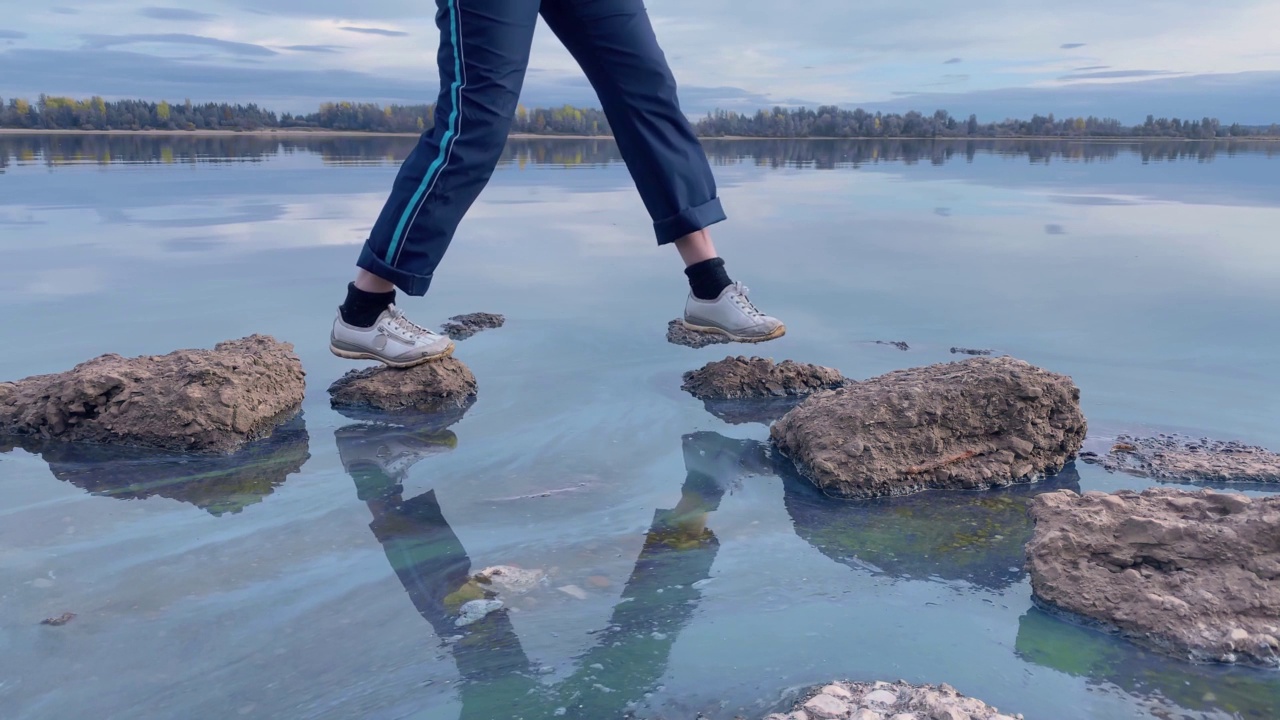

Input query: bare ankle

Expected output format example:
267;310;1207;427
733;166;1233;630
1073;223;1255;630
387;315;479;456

354;269;395;294
674;229;718;266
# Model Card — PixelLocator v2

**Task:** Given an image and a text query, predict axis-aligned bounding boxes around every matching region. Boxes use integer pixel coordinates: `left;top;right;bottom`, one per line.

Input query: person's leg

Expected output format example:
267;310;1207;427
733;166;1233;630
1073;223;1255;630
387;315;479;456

539;0;785;342
332;0;541;366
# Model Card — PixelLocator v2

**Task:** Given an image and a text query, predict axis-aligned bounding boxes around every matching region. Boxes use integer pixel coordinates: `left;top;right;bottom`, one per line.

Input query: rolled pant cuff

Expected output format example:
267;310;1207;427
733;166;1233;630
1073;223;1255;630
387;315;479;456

653;197;727;245
357;244;434;297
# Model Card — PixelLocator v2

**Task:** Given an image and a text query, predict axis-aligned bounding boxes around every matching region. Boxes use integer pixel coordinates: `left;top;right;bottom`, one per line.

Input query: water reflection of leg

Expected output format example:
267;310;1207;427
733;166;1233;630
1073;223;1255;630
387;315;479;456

540;432;763;718
335;423;537;717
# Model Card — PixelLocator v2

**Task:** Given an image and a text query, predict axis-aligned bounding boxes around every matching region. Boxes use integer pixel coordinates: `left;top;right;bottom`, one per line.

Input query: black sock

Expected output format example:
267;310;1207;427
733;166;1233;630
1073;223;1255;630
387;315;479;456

684;257;733;300
339;282;396;328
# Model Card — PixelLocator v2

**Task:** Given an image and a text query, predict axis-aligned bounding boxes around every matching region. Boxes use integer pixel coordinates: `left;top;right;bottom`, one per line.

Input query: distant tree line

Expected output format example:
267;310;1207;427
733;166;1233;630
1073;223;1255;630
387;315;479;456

3;94;1279;139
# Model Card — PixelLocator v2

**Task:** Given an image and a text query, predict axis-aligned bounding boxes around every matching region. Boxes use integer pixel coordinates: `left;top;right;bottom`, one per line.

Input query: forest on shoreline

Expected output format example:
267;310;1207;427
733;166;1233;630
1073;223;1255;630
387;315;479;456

3;94;1279;139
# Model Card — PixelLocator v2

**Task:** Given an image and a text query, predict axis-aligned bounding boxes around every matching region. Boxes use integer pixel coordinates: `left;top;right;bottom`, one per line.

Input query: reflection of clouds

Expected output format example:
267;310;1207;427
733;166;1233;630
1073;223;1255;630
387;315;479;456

22;268;106;297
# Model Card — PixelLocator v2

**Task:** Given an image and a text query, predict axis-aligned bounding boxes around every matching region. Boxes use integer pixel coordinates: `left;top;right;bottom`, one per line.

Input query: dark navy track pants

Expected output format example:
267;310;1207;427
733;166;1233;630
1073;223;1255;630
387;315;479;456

357;0;726;295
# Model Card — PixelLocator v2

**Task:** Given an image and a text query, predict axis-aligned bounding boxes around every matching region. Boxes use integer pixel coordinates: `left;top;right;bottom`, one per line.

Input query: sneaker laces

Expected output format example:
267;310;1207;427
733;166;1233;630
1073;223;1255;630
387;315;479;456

384;305;436;340
726;282;765;318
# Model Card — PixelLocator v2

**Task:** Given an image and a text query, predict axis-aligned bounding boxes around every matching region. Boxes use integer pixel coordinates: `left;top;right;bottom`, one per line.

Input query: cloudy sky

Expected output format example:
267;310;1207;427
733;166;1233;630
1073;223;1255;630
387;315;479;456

3;0;1280;122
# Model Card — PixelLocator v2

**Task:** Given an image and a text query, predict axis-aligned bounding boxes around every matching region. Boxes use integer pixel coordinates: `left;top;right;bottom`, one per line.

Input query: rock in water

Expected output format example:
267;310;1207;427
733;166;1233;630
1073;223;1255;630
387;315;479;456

1026;488;1280;668
441;312;505;341
328;358;477;415
0;335;305;454
764;680;1021;720
770;357;1085;498
666;318;733;349
1080;433;1280;484
682;356;847;400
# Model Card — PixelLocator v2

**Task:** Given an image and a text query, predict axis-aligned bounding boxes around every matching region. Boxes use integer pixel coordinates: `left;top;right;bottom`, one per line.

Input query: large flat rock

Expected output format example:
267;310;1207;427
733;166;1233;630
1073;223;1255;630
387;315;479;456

0;335;305;454
770;356;1085;498
1026;488;1280;667
1081;433;1280;484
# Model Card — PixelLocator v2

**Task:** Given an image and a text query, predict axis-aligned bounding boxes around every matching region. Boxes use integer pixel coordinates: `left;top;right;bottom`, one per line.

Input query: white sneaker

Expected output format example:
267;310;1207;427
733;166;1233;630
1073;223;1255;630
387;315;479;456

330;304;455;368
682;282;785;343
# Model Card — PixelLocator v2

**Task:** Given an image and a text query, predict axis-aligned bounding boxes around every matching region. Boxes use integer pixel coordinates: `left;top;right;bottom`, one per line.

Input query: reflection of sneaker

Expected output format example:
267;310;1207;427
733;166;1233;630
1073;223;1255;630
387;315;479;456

682;432;773;496
330;305;454;368
335;424;458;486
682;282;785;343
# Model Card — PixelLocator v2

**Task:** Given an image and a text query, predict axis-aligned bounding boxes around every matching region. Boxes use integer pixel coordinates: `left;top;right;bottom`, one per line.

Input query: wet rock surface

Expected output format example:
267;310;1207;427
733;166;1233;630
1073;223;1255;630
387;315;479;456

1079;433;1280;484
328;358;477;416
667;318;734;348
763;680;1022;720
1026;488;1280;667
0;335;305;454
682;356;847;401
441;312;505;341
2;415;310;516
770;357;1086;498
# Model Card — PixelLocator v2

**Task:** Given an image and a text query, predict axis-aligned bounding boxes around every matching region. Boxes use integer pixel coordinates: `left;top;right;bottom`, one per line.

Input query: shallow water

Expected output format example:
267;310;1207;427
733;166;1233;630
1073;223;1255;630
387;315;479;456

1;136;1278;720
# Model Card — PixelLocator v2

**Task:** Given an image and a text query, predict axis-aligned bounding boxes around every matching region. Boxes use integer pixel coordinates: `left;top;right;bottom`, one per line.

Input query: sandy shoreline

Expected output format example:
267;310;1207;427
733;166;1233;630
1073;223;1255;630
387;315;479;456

2;128;1276;142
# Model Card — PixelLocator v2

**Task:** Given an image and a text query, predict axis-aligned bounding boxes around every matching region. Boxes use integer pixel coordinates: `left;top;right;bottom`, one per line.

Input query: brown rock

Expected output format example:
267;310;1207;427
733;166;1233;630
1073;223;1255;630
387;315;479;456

1079;433;1280;484
667;318;734;349
41;612;76;627
328;358;477;415
0;335;304;454
770;357;1085;498
771;681;1015;720
1026;488;1280;667
682;356;847;400
441;312;505;341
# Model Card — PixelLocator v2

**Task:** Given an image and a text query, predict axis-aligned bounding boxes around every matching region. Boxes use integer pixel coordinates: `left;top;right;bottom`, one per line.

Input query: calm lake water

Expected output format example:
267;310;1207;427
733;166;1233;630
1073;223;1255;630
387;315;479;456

1;135;1278;720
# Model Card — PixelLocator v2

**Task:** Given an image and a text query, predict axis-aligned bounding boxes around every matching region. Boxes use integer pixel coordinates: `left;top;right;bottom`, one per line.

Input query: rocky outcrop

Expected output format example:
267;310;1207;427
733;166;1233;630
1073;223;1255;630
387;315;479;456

764;680;1021;720
328;358;477;416
0;335;304;453
770;357;1085;498
682;356;846;400
442;312;505;341
1080;434;1280;484
667;318;733;349
3;415;310;516
951;347;992;356
1026;488;1280;667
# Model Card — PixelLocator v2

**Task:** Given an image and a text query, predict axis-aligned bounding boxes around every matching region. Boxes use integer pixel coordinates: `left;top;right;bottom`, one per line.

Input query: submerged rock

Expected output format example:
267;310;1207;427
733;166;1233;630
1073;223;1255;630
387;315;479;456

328;358;477;415
441;312;505;341
1015;607;1280;719
874;340;910;351
783;461;1081;590
2;415;310;516
764;680;1021;720
951;347;993;356
1026;488;1280;667
770;357;1086;498
1080;433;1280;484
682;356;847;400
0;335;304;454
666;318;733;349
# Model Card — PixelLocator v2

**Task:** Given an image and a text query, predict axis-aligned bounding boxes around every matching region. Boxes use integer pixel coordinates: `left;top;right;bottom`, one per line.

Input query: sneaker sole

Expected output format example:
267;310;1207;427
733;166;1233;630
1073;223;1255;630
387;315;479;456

329;341;455;368
680;320;787;343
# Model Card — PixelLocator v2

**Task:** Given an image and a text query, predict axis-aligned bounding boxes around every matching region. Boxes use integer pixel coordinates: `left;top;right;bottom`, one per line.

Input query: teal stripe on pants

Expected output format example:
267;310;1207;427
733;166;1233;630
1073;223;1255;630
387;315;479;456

384;0;464;266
